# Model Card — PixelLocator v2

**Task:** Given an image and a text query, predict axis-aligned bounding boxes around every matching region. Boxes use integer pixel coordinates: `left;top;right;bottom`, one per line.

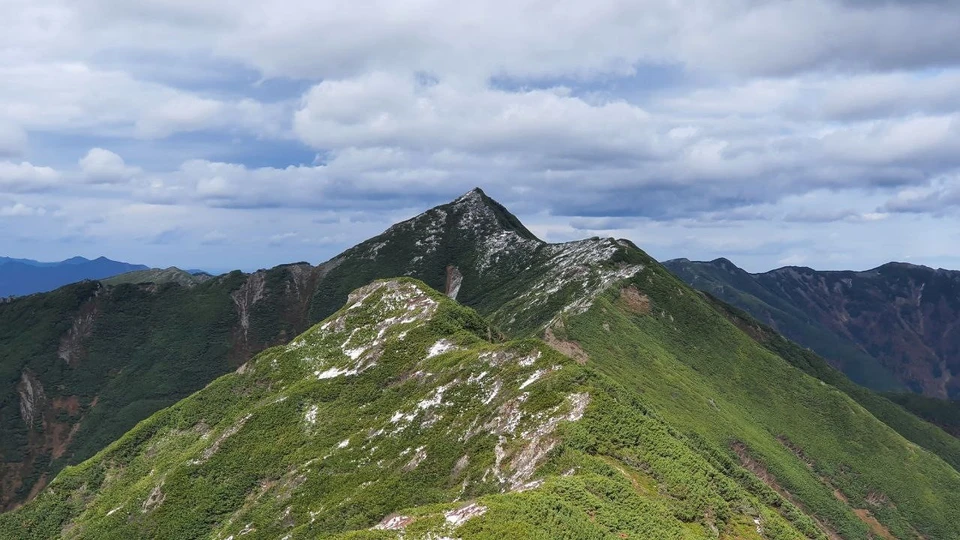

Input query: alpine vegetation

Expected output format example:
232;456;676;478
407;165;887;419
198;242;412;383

2;190;959;539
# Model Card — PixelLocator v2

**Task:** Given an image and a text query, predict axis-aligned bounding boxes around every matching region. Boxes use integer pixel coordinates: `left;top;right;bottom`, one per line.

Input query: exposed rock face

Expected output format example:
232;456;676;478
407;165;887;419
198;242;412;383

17;371;45;427
0;188;655;511
57;301;97;367
445;265;463;299
665;258;960;397
231;271;267;343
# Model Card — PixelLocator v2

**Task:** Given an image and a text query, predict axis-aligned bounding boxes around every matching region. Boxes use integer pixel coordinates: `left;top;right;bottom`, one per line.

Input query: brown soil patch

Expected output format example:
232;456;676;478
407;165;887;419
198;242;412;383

774;436;898;538
732;442;782;494
620;286;651;314
731;442;843;540
776;435;815;470
26;474;47;501
49;421;81;460
544;328;588;365
52;395;81;416
853;509;896;540
445;265;463;298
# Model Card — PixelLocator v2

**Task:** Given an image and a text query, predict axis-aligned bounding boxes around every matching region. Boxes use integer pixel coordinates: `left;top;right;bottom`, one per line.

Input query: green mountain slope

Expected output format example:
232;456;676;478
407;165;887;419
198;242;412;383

662;258;902;392
883;392;960;438
4;189;960;539
697;291;960;474
0;279;825;539
663;258;960;399
555;256;960;539
0;189;651;510
0;265;322;509
100;267;213;287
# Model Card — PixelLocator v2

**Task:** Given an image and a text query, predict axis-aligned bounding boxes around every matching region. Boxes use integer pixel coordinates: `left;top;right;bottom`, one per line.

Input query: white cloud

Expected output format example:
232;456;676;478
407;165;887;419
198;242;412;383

883;174;960;214
0;202;45;217
17;0;954;80
293;72;658;162
0;62;286;140
201;230;228;245
3;0;960;271
0;161;60;193
79;148;141;184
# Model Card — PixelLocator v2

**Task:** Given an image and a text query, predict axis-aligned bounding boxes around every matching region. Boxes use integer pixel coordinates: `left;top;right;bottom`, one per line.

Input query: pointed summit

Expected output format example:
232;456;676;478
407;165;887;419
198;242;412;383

444;187;540;242
309;188;651;334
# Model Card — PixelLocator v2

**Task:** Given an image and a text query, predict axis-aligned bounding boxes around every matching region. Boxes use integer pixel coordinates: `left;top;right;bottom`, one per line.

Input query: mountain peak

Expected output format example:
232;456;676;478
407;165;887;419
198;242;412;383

443;188;540;242
313;188;649;334
707;257;749;274
453;186;487;202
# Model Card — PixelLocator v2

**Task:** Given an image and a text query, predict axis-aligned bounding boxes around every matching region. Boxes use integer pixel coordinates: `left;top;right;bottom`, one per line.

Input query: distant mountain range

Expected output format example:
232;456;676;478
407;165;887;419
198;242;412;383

0;256;149;297
664;257;960;399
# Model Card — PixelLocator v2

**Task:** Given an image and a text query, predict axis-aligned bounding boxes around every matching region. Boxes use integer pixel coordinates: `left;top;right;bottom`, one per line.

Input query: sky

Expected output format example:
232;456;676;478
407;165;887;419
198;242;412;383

1;0;959;273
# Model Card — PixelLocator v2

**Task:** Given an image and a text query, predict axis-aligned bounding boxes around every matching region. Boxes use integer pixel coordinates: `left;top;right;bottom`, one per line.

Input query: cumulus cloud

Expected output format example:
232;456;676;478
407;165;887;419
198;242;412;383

3;0;960;271
293;73;659;163
883;175;960;215
0;62;286;141
79;148;141;183
0;161;60;193
21;0;956;80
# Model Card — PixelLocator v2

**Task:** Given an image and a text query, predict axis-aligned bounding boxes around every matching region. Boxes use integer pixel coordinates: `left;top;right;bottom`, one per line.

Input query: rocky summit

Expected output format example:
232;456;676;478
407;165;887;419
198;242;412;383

2;190;960;539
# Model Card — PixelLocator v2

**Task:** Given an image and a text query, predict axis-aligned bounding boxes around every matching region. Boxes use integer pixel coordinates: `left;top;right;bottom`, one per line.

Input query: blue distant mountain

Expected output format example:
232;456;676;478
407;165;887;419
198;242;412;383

0;256;149;297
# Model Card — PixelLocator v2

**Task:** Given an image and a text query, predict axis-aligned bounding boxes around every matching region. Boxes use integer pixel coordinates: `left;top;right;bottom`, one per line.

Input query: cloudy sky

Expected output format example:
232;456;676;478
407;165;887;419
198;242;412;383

2;0;959;273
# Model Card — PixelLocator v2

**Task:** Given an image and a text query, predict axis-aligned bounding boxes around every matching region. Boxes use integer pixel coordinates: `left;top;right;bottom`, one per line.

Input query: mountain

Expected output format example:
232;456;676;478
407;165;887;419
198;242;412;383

0;256;149;297
663;258;960;398
2;189;960;538
0;189;646;510
0;197;638;511
1;277;958;539
100;267;213;287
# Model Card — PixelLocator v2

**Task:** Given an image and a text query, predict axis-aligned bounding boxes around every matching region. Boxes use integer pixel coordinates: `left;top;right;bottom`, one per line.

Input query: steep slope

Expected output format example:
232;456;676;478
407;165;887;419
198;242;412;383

0;264;323;510
665;258;960;398
0;189;647;511
0;256;148;297
697;291;960;472
100;267;213;287
0;279;829;539
8;276;960;539
556;258;960;538
4;190;960;539
0;189;652;509
883;392;960;438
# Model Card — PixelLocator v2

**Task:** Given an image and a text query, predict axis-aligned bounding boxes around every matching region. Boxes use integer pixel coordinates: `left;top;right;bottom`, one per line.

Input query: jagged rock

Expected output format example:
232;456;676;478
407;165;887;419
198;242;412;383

17;371;45;427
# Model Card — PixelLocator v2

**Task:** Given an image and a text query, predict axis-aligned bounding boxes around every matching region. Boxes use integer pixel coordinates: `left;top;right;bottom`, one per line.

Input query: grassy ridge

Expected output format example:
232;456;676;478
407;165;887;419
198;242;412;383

563;256;960;539
0;280;815;539
701;292;960;472
663;259;904;391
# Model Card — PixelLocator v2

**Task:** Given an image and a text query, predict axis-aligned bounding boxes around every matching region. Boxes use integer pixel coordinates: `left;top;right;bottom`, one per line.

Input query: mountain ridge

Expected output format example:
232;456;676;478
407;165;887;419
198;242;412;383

0;278;826;539
0;189;648;510
3;190;960;539
664;256;960;398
